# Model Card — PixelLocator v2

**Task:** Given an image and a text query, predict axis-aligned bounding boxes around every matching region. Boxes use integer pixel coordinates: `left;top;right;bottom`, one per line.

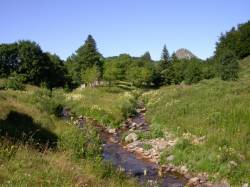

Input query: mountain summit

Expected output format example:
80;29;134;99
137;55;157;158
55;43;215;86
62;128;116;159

175;48;196;60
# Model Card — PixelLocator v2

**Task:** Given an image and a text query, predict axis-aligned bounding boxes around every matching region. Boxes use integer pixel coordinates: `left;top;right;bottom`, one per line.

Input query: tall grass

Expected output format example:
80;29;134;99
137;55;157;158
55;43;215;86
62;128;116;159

142;57;250;184
0;86;138;187
64;86;139;127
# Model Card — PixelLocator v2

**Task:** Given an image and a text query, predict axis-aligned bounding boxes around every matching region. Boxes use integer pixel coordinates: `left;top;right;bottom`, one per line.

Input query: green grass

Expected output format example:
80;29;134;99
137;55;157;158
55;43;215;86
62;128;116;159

142;57;250;185
0;86;138;187
64;86;139;127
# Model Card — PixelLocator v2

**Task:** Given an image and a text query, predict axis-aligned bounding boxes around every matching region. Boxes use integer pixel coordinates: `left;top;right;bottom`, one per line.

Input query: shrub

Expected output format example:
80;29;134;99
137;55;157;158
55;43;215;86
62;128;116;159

31;88;65;116
184;61;202;84
219;50;239;81
59;124;102;159
1;74;25;90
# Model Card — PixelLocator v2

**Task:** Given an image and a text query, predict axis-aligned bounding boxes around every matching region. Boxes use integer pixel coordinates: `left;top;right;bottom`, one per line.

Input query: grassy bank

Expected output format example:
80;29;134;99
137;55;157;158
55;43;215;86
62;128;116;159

142;57;250;185
0;87;138;187
64;86;139;127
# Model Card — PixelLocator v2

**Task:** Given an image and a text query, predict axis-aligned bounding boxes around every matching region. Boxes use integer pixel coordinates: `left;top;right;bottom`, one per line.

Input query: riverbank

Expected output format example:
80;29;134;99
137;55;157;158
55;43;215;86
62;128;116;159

0;87;138;187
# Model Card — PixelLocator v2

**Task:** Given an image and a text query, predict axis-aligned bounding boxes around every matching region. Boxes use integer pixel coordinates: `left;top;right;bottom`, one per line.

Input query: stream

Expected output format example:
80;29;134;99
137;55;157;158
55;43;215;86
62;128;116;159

62;107;186;187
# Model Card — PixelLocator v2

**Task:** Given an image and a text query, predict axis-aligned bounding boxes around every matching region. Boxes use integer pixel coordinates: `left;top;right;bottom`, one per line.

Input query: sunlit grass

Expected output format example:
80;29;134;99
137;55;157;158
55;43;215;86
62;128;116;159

142;57;250;184
0;86;138;187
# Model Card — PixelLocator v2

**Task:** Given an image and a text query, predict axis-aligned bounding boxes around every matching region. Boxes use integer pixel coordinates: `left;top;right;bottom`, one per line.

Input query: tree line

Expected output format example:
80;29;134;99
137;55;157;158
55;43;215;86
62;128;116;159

0;20;249;89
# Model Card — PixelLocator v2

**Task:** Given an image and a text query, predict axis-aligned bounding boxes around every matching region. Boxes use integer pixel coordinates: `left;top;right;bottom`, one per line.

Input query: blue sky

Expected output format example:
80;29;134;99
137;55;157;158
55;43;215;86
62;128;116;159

0;0;249;60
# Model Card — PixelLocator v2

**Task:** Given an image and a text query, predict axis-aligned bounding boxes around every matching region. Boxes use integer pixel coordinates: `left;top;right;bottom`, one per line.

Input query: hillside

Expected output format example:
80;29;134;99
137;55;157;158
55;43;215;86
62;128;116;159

142;56;250;185
0;86;138;186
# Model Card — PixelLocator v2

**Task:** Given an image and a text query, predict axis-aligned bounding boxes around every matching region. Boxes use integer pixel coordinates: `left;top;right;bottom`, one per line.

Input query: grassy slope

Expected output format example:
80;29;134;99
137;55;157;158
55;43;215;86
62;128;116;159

65;86;138;127
0;87;138;187
143;57;250;185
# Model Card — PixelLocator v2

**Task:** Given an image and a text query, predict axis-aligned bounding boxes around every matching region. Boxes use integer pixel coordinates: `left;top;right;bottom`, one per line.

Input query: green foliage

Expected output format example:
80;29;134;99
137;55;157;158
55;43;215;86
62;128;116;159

103;54;132;83
120;95;137;118
0;43;18;77
159;45;170;70
0;41;69;88
143;57;250;184
126;66;154;87
66;35;103;85
81;65;101;84
0;73;25;90
161;64;175;85
171;60;187;84
59;124;102;159
141;51;152;62
202;60;217;80
219;50;239;81
104;54;156;87
0;87;137;187
142;143;153;150
65;86;138;128
215;20;250;60
184;60;202;84
138;127;164;140
31;88;65;116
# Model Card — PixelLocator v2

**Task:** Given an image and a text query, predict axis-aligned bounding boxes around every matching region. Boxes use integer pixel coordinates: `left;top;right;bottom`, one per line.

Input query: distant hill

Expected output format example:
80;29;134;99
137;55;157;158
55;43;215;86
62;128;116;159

175;48;196;60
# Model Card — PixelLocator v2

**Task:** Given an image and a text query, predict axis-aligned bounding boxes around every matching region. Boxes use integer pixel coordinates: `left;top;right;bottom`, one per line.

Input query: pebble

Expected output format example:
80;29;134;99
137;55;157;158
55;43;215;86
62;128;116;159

187;177;200;186
179;165;188;175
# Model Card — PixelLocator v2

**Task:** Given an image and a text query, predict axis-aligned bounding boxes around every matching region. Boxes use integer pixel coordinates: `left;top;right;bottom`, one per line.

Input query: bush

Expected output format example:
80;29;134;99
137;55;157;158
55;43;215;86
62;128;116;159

184;61;202;84
219;50;239;81
1;74;25;90
31;88;65;116
59;124;102;159
120;98;137;118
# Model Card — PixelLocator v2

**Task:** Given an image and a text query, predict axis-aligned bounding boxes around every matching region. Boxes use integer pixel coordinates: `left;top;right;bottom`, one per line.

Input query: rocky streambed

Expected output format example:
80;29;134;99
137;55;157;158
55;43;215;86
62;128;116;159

62;106;217;187
101;106;187;187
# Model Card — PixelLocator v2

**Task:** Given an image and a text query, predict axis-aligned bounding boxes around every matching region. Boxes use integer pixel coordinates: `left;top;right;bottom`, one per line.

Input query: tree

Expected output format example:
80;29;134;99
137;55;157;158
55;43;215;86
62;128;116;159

202;58;216;80
45;53;68;88
159;45;170;70
141;51;152;62
103;54;133;84
67;35;103;85
184;60;202;84
126;66;153;87
16;40;48;85
81;66;100;86
215;20;250;60
0;40;71;88
103;60;123;84
171;60;186;84
74;35;102;70
219;50;239;81
161;64;175;85
237;21;250;58
0;43;18;77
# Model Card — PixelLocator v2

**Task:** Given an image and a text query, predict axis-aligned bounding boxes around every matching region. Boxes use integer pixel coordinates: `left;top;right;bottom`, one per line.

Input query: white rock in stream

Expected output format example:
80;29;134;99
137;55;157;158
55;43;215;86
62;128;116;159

107;128;116;134
125;133;138;143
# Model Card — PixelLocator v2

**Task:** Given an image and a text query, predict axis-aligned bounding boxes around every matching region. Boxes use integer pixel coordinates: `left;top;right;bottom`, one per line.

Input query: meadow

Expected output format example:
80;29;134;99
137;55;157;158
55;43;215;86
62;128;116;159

142;56;250;184
0;85;138;187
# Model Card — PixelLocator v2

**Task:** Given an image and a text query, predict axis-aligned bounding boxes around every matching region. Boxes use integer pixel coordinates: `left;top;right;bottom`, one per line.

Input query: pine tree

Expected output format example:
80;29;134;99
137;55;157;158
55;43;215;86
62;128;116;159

75;35;102;70
141;51;152;62
68;35;103;84
160;45;170;70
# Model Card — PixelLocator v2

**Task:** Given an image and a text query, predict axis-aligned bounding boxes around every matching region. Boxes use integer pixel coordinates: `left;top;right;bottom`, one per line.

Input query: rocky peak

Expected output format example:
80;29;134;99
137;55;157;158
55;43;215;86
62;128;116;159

175;48;196;60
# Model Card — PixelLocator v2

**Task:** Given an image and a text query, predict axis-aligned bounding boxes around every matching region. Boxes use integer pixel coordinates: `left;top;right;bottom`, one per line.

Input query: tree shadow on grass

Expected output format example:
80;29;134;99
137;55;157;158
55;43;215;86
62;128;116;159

0;111;58;149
